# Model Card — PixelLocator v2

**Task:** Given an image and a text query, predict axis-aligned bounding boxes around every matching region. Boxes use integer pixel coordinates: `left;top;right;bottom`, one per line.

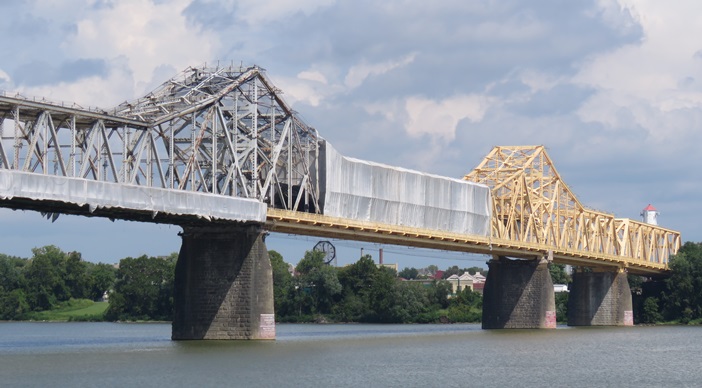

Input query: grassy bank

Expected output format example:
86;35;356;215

25;299;108;322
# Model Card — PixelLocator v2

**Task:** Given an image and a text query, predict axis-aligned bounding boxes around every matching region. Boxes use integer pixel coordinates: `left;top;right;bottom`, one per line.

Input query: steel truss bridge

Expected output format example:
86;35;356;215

0;64;680;275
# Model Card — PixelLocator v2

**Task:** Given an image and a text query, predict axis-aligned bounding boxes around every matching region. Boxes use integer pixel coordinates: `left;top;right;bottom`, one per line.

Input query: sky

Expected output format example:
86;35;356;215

1;0;701;270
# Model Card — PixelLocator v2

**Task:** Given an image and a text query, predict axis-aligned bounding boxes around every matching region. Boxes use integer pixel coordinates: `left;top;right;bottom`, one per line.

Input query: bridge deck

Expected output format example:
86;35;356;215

266;209;669;275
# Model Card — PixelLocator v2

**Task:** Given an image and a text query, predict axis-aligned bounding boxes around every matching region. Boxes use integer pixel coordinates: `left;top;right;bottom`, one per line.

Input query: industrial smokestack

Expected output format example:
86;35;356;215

379;248;384;265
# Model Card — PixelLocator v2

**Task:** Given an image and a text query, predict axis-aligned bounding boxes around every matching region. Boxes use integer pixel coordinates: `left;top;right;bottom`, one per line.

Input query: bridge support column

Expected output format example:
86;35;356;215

482;256;556;329
567;269;633;326
172;224;275;340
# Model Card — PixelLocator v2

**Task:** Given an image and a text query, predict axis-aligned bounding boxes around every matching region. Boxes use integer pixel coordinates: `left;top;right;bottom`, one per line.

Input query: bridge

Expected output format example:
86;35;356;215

0;64;680;338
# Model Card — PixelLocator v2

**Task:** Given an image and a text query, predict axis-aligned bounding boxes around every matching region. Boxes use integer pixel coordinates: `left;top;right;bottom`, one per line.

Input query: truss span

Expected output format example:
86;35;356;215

0;65;320;213
463;146;681;272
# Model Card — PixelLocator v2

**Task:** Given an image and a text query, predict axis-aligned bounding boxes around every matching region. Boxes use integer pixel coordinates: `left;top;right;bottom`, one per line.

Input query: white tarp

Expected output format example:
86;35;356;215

321;141;491;236
0;170;267;223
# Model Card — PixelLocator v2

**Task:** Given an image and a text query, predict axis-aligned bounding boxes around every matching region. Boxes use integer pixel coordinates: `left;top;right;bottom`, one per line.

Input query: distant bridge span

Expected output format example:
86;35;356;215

0;64;682;336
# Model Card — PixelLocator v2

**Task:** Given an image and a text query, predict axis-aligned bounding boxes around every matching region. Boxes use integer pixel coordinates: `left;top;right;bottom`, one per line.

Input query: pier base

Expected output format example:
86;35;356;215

482;256;556;329
567;270;633;326
172;225;275;340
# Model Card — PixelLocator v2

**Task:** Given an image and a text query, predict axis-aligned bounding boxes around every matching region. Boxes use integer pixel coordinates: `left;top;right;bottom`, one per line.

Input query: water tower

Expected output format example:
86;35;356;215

641;204;659;225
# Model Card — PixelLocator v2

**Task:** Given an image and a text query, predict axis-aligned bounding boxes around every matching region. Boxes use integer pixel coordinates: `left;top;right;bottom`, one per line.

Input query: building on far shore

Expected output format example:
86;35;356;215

401;271;487;295
446;272;486;294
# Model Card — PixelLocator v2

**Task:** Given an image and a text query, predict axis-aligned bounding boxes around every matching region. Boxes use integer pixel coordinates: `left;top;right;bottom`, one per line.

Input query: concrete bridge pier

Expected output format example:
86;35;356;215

567;268;633;326
172;224;275;340
482;256;556;329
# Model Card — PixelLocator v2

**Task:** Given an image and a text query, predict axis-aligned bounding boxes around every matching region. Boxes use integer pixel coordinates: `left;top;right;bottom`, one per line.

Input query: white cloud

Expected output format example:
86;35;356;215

20;58;135;108
404;94;492;142
224;0;336;24
59;0;218;100
345;53;417;89
298;70;328;84
575;0;702;145
0;68;9;85
273;69;343;107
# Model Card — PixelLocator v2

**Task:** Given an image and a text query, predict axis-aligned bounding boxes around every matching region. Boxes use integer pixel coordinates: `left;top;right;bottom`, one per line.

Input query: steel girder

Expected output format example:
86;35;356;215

0;65;321;213
464;146;681;267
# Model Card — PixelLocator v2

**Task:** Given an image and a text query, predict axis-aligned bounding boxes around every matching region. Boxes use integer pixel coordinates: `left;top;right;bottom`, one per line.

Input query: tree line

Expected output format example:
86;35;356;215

3;242;702;324
271;251;483;323
0;246;116;319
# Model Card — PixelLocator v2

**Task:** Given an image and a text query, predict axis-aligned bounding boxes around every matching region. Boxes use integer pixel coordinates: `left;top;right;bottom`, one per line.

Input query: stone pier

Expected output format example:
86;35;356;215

482;256;556;329
567;269;633;326
172;224;275;340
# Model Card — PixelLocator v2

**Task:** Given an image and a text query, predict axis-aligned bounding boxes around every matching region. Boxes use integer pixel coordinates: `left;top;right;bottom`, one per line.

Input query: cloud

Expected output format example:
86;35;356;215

574;0;702;150
12;58;108;87
345;53;417;89
0;68;9;84
404;94;493;142
20;57;135;108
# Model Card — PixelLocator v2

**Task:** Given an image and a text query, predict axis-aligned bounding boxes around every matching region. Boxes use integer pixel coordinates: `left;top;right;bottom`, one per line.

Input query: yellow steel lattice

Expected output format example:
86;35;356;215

463;146;681;268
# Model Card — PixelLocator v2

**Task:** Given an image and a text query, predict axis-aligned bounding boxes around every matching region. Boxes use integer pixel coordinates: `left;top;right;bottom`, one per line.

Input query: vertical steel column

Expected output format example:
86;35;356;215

96;122;102;180
42;113;49;174
190;114;196;191
287;119;293;210
146;128;152;187
70;116;76;178
251;79;258;199
269;107;274;206
13;106;20;170
212;107;218;194
169;121;175;189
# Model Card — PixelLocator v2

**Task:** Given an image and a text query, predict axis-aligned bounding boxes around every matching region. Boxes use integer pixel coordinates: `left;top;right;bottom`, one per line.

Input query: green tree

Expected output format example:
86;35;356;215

105;254;176;321
338;255;378;296
86;263;117;301
426;280;452;309
367;267;400;322
442;265;462;279
555;292;568;323
398;267;418;280
269;250;293;316
0;254;28;319
451;288;482;308
64;251;90;300
293;251;342;316
0;289;29;320
465;266;485;275
0;254;26;292
390;282;429;323
663;242;702;321
23;246;69;310
334;255;379;322
641;297;663;323
549;263;571;285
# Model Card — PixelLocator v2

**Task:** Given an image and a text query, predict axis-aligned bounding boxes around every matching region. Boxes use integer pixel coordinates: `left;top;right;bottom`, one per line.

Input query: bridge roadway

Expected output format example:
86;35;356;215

0;64;682;338
266;209;671;275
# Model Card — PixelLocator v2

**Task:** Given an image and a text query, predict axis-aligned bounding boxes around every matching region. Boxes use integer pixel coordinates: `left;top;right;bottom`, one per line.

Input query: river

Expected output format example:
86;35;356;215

0;322;700;387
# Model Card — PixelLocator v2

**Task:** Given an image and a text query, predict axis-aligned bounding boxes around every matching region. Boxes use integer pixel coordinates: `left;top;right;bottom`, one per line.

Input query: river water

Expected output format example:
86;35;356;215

0;322;700;387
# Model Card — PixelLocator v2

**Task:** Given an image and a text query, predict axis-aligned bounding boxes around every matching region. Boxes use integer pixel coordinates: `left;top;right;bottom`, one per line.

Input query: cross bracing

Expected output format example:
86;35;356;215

0;65;320;213
463;146;681;268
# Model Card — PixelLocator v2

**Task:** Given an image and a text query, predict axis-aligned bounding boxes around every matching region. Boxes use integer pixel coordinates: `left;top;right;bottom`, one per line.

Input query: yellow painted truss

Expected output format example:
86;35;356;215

463;146;681;269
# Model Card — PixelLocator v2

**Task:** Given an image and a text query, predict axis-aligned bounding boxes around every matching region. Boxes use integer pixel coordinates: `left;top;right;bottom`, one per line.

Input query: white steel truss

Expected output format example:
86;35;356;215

0;64;321;212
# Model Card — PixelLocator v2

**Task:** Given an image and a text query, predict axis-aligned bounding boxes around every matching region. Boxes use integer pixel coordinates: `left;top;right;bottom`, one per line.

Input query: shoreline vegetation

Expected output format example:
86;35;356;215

2;242;702;325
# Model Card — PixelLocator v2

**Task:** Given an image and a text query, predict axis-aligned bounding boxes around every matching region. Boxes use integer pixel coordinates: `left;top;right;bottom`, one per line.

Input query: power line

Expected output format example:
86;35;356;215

269;233;489;264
